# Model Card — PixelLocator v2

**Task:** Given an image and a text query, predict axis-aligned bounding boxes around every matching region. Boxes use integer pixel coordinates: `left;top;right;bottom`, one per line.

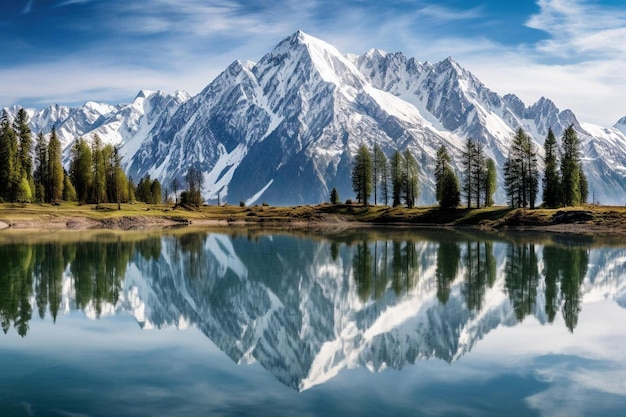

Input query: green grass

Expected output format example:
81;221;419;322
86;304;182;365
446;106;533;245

0;202;625;232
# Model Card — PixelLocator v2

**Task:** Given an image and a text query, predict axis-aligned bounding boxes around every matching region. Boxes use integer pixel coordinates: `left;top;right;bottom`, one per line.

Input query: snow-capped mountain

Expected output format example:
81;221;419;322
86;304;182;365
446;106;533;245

5;31;626;205
45;230;626;391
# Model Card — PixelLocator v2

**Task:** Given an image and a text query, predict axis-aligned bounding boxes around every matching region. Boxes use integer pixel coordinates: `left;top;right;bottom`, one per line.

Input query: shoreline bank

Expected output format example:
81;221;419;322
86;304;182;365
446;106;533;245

0;203;625;235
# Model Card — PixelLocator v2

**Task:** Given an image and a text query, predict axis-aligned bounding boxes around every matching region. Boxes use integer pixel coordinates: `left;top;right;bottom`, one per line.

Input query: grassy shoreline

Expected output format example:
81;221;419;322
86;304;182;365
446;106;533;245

1;202;626;235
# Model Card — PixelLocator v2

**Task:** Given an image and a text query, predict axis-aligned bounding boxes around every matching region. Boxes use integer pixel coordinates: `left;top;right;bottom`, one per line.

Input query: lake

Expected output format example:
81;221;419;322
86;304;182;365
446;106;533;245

1;227;626;416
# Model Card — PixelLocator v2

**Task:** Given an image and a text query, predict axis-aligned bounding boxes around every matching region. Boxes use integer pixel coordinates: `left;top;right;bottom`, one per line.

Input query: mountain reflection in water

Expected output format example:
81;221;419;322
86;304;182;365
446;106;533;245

0;229;624;392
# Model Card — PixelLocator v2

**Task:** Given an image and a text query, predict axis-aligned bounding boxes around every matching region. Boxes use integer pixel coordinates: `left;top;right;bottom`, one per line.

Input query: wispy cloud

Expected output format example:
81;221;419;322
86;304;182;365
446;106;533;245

526;0;626;59
54;0;96;7
2;0;625;126
21;0;33;15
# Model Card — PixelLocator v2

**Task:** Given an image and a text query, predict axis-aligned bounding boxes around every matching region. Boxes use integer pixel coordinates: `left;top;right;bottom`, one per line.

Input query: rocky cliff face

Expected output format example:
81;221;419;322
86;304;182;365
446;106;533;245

6;31;626;205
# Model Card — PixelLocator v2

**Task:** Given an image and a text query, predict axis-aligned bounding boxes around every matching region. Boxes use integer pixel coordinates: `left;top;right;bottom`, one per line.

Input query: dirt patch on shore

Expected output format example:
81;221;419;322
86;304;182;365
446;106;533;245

2;216;185;231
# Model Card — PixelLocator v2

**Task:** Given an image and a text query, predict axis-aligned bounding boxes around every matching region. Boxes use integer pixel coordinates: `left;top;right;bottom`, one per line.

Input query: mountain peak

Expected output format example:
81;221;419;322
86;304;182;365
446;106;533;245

262;30;365;91
615;116;626;135
135;89;155;100
365;48;389;59
279;30;340;55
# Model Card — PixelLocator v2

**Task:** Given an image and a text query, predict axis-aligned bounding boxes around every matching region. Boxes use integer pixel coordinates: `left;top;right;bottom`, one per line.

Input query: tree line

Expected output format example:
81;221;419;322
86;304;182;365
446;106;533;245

350;144;420;208
0;109;204;207
347;124;587;210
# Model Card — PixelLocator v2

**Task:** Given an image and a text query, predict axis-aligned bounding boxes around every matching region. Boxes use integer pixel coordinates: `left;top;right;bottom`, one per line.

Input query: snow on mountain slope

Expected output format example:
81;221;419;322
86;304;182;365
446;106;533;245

615;116;626;136
5;31;626;205
579;122;626;204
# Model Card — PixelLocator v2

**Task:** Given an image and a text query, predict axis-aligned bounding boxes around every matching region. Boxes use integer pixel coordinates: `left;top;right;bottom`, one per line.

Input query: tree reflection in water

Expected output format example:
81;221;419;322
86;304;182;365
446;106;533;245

0;229;600;339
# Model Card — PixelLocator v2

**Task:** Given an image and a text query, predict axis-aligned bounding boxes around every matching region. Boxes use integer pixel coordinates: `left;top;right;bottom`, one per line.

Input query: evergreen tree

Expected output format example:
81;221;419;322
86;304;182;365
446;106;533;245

330;187;339;204
351;144;373;206
69;137;93;204
372;144;387;205
435;145;451;202
527;141;539;210
63;172;77;202
47;128;64;203
150;179;162;204
16;177;32;203
560;125;586;206
461;137;477;208
105;145;126;209
183;166;204;207
439;168;461;209
542;128;561;208
380;162;390;206
34;132;48;203
136;175;153;203
14;108;33;185
0;111;17;201
504;128;539;208
402;149;419;208
578;166;588;204
91;134;107;204
435;145;461;209
472;141;485;208
390;150;404;207
484;158;496;207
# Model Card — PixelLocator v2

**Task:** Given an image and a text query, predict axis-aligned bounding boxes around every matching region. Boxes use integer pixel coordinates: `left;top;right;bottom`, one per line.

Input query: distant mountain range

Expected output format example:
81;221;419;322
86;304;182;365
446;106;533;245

5;31;626;205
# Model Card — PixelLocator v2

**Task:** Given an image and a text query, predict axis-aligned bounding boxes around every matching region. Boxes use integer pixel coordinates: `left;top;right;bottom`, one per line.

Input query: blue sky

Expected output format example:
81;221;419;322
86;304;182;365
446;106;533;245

1;0;625;126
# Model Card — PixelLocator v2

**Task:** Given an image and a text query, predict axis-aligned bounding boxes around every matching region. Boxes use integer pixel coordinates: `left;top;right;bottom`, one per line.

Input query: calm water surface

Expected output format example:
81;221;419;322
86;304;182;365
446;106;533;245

1;228;626;416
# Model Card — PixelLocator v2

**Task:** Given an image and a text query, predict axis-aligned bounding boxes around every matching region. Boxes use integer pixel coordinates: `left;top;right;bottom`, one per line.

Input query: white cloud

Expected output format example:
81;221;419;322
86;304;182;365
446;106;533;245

5;0;626;127
21;0;33;15
526;0;626;58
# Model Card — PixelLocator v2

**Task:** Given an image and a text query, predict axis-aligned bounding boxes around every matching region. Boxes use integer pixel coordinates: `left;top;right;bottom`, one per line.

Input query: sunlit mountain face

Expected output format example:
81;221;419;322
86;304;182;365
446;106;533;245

1;229;625;394
6;31;626;206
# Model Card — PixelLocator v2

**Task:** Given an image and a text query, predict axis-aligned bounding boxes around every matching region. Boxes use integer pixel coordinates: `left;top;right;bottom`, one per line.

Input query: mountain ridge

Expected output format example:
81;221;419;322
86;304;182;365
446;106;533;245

4;31;626;205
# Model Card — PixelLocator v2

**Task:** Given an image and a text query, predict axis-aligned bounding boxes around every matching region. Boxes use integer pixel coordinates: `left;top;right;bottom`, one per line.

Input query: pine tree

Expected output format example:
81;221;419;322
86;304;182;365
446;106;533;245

390;150;404;207
330;187;339;204
504;128;539;208
560;125;585;206
435;145;451;203
136;175;152;203
183;166;204;207
105;145;126;209
542;128;560;208
47;128;64;204
34;132;48;203
69;137;93;204
578;166;588;205
380;162;389;206
435;145;460;210
439;168;461;209
150;179;162;204
473;141;485;208
526;140;539;209
14;108;33;184
0;111;17;201
461;138;477;208
91;134;107;204
402;149;419;208
63;172;77;202
484;158;496;207
351;144;373;206
372;144;387;205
